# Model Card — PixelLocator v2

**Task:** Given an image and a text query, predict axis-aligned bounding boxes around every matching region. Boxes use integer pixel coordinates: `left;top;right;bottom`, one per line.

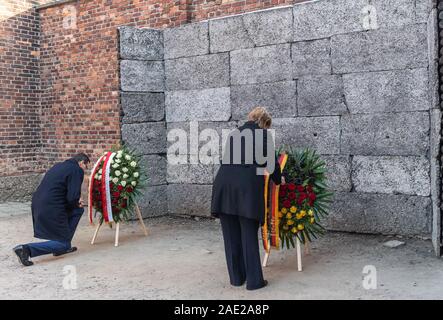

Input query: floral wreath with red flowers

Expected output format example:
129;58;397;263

89;145;146;224
278;148;333;248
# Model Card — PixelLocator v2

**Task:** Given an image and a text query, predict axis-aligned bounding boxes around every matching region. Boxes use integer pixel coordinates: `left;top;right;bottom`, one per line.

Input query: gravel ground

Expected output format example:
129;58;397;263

1;210;443;300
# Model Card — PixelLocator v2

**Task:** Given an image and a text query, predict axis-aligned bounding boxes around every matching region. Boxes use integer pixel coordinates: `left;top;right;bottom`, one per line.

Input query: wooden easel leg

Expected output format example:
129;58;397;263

91;221;103;245
114;222;120;247
296;237;302;272
262;251;270;267
135;204;148;236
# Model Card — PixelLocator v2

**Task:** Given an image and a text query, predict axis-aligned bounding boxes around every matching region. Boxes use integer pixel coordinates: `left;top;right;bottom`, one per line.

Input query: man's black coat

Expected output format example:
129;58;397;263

32;159;84;242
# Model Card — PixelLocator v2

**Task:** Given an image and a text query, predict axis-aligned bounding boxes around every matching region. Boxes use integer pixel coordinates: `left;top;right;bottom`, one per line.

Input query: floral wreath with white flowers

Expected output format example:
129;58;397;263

90;145;146;223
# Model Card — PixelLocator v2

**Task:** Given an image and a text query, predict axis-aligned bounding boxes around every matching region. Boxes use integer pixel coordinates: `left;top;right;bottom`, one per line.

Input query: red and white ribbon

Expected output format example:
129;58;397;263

88;155;105;224
100;152;117;223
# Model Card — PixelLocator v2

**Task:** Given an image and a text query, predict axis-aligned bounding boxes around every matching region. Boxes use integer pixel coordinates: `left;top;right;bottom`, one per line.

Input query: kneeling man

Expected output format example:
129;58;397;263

13;153;90;266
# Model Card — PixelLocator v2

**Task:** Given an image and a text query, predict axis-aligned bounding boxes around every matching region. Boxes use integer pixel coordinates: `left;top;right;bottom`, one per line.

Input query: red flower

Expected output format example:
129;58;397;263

280;184;287;192
121;199;127;208
279;189;287;198
306;185;313;193
126;187;133;193
287;183;296;191
297;192;307;205
308;193;317;201
308;199;314;206
112;191;121;199
117;185;124;191
283;200;291;208
288;192;296;200
296;185;304;193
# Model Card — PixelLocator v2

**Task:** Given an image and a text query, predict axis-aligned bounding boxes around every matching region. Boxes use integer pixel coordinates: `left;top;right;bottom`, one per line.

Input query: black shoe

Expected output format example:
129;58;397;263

53;247;77;257
247;280;268;291
13;245;33;267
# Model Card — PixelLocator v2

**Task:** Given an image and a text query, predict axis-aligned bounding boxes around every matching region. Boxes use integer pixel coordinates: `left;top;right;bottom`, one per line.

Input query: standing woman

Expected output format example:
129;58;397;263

211;107;284;290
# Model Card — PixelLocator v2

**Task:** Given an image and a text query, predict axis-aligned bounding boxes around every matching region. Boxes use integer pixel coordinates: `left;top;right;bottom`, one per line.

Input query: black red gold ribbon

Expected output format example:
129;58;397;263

262;153;288;252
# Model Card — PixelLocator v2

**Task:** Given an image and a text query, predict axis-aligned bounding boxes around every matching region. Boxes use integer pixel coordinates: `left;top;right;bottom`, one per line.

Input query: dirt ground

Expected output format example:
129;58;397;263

1;209;443;300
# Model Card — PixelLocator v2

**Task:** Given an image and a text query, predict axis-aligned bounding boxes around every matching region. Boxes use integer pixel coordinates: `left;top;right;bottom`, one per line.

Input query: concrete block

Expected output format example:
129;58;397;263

325;192;431;235
292;39;331;78
165;87;231;122
121;92;165;123
209;6;293;52
165;53;229;90
120;60;165;92
164;22;209;59
293;0;369;41
341;112;429;156
231;81;296;120
138;185;167;217
343;69;430;114
297;75;347;116
272;117;341;155
167;163;214;184
167;184;212;216
230;44;292;85
119;26;163;60
323;155;352;192
121;122;166;155
352;156;430;196
140;155;167;186
331;24;428;73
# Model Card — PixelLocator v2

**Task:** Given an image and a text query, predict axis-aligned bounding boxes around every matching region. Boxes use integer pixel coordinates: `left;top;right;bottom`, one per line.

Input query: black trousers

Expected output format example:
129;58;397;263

219;213;265;290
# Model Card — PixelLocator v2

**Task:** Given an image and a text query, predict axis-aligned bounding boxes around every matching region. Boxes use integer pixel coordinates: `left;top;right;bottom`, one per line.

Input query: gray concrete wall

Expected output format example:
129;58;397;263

119;0;440;236
0;174;43;202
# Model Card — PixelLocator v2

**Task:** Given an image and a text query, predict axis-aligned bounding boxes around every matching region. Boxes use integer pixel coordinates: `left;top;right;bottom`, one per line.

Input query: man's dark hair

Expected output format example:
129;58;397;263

72;153;90;164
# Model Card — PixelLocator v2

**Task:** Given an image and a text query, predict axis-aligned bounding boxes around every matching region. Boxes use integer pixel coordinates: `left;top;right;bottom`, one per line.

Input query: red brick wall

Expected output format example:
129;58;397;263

2;0;304;178
0;0;49;175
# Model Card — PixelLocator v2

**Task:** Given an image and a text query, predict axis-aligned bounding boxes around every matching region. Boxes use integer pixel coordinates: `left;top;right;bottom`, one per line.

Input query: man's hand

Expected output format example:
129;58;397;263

281;176;286;185
78;199;84;208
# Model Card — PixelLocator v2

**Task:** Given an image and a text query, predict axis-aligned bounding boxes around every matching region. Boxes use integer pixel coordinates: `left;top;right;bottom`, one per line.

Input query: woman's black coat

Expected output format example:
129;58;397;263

211;121;281;225
32;159;84;242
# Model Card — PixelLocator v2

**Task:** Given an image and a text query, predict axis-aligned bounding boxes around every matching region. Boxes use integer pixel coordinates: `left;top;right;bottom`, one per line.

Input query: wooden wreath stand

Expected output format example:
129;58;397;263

90;202;148;247
262;239;311;272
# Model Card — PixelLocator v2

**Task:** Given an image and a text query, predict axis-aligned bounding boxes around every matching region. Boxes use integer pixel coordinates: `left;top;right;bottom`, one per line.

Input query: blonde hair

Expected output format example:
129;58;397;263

248;106;272;129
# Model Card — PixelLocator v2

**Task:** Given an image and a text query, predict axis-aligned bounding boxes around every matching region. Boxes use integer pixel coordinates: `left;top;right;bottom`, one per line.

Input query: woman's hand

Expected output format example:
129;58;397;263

281;176;286;185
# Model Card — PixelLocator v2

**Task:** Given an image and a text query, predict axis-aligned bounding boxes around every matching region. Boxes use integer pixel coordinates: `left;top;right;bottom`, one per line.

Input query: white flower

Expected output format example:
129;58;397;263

115;170;121;177
123;174;129;179
97;175;102;180
133;172;139;178
94;174;99;180
112;178;119;184
130;161;137;167
98;169;102;174
131;181;137;187
112;163;119;169
122;167;128;173
125;155;131;161
116;153;122;159
115;159;121;164
121;181;127;187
